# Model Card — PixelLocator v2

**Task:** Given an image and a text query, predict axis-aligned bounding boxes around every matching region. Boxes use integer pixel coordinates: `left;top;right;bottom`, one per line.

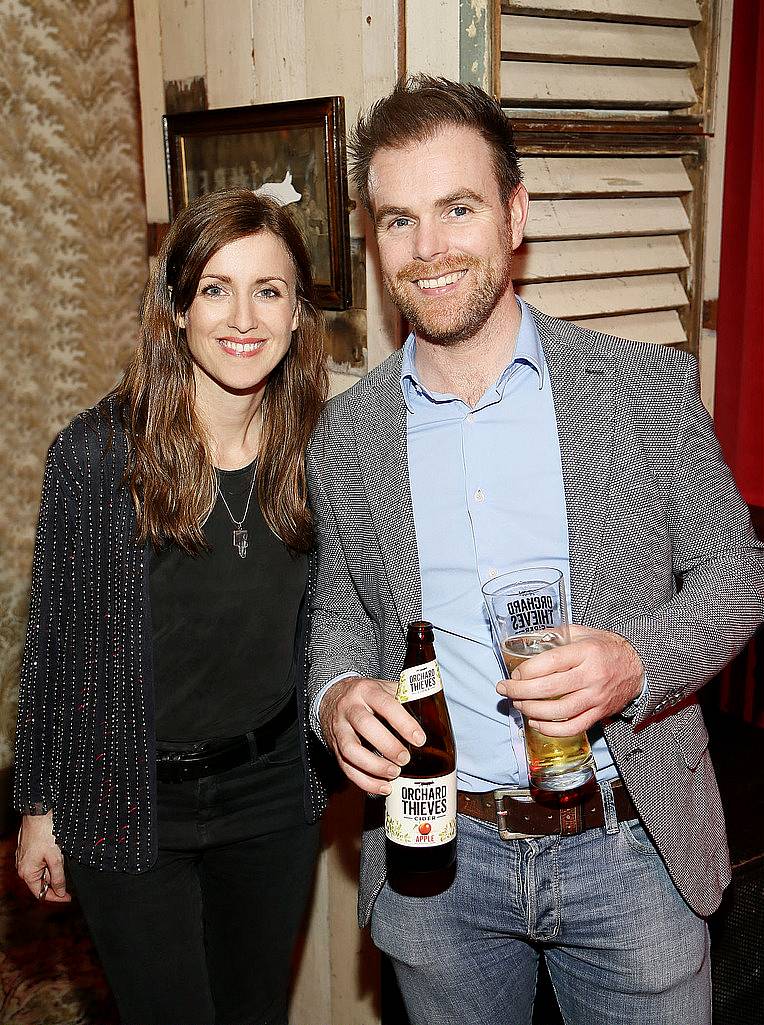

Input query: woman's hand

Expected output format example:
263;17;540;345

16;811;71;902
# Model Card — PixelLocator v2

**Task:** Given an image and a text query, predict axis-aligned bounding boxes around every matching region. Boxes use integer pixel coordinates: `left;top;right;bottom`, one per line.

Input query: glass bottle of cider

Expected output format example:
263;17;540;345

385;621;457;877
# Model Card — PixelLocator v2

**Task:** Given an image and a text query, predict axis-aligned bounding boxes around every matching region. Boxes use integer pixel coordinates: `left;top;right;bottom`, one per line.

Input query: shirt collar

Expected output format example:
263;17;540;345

400;297;545;412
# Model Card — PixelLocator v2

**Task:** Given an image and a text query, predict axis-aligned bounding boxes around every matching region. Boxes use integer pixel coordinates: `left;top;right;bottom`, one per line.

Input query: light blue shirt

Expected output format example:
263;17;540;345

403;299;618;791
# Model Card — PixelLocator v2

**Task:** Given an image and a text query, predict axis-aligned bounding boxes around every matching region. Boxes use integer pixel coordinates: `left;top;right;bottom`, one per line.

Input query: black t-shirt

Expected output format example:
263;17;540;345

150;460;307;743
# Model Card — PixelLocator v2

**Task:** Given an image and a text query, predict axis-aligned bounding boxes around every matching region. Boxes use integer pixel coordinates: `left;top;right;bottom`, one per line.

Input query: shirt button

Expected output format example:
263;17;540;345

474;488;485;503
466;413;475;424
488;567;498;579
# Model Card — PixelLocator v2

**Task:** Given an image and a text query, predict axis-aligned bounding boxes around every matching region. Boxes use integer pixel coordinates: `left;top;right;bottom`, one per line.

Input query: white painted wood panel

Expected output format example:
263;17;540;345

204;0;254;107
290;789;380;1025
502;0;701;26
305;0;364;126
159;0;205;82
366;232;400;368
525;197;691;240
514;235;688;282
252;0;307;102
522;156;692;197
518;272;689;317
362;0;402;370
501;15;698;67
700;0;735;414
133;0;169;223
575;309;687;343
291;850;332;1023
501;60;697;109
406;0;460;79
362;0;400;106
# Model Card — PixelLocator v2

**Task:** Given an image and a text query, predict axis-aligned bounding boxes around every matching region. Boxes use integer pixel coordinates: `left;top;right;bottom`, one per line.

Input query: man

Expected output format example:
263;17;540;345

307;76;764;1025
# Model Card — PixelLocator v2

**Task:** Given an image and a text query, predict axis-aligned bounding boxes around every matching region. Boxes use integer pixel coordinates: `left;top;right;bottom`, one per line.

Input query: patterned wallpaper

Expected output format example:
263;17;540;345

0;0;148;771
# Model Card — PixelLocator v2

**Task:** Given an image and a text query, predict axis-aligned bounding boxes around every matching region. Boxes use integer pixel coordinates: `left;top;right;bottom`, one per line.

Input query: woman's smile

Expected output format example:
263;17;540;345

216;336;268;357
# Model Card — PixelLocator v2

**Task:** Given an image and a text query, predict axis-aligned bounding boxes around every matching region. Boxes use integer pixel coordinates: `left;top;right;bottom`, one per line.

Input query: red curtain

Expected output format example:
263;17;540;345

714;0;764;509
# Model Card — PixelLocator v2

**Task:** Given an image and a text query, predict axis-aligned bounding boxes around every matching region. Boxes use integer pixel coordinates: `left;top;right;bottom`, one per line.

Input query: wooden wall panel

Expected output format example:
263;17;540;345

699;0;733;410
159;0;205;81
363;0;401;102
203;0;255;107
363;0;403;369
406;0;461;78
305;0;364;123
133;0;169;222
252;0;307;102
291;789;379;1025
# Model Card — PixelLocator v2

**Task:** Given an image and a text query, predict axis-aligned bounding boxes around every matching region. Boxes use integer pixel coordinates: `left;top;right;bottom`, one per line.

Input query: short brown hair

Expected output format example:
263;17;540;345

349;75;522;211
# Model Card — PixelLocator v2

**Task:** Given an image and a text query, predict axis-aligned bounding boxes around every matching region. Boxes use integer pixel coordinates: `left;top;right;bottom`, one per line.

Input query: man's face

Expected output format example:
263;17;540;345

368;125;527;346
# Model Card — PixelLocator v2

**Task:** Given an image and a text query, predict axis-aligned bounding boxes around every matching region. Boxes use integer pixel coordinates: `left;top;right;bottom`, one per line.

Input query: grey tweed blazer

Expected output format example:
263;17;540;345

307;305;764;925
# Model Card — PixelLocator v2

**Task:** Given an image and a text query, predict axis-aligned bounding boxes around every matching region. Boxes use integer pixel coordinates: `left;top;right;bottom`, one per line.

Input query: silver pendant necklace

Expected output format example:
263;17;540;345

216;465;257;558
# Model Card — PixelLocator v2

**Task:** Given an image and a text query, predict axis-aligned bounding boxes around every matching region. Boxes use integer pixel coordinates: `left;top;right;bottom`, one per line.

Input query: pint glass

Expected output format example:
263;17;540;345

483;568;595;792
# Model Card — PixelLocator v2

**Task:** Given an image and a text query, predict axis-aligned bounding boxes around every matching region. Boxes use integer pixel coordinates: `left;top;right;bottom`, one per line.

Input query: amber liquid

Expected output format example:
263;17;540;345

386;625;457;882
501;634;594;791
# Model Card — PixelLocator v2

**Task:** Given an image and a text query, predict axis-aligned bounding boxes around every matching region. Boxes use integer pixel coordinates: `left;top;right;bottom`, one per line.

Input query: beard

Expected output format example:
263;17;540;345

383;247;513;346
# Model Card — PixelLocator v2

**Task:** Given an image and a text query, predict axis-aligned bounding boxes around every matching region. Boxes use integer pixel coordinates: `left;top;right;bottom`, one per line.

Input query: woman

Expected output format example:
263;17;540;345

14;189;330;1025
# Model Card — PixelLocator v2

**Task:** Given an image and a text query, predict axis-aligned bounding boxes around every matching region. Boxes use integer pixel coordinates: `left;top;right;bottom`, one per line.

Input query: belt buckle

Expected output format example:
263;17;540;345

492;788;538;841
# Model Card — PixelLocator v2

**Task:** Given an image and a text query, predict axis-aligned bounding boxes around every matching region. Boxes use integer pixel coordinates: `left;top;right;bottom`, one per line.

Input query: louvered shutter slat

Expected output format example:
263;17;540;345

575;310;687;344
515;235;688;282
501;16;699;67
519;273;689;319
502;61;697;111
525;197;691;240
502;1;701;28
522;156;692;196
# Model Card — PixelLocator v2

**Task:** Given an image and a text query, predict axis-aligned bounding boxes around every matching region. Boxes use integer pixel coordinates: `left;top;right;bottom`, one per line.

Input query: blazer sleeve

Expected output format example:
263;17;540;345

13;444;76;815
616;360;764;724
306;439;383;722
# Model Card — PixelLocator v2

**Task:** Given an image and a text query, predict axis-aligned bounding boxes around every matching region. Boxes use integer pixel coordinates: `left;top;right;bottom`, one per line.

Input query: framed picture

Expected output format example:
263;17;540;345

163;96;352;310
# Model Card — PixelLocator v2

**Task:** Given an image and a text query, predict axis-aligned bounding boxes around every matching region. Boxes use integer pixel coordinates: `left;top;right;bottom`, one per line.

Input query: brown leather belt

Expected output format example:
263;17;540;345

458;781;637;840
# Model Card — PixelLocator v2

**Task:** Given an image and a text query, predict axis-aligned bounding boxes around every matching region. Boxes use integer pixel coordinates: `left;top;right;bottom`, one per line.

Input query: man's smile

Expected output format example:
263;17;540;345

414;269;467;291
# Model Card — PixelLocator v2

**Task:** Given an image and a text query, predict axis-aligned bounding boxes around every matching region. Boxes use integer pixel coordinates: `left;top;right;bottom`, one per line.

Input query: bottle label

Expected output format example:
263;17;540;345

396;659;443;704
385;772;457;848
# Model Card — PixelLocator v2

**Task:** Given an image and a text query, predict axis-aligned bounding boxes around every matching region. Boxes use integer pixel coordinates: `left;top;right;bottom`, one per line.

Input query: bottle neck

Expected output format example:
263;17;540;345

403;643;436;669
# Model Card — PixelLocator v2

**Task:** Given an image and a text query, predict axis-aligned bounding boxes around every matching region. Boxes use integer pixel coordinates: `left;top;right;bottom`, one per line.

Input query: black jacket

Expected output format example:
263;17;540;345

14;397;329;871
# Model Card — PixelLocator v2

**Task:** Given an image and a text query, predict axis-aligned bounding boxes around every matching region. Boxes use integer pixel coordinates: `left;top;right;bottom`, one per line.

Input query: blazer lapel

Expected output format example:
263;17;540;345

531;307;617;625
356;355;423;635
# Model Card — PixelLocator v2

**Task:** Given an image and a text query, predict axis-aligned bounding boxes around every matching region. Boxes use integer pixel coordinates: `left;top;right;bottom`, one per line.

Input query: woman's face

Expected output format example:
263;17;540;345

180;231;299;401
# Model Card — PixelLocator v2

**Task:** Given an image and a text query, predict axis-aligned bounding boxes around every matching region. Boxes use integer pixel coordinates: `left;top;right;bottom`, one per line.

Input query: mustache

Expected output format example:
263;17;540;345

396;253;480;284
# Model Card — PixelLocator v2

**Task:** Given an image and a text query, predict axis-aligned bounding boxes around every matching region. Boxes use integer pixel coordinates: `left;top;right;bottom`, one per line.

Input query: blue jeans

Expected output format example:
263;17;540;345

372;797;710;1025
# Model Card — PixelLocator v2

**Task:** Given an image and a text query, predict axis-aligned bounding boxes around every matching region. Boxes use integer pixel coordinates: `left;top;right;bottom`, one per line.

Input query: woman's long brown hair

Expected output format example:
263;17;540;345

112;189;328;554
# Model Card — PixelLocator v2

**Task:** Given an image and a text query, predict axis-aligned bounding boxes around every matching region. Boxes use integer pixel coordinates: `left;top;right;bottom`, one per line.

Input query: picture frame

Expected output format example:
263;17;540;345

163;96;352;310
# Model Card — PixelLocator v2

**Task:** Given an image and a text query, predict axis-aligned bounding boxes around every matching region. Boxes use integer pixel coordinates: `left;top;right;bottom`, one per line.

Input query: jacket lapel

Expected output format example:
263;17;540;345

356;353;422;635
531;307;617;625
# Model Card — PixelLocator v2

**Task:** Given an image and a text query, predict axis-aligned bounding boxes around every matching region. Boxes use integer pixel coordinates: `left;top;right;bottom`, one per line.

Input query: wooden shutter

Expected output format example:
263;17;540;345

498;0;717;351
